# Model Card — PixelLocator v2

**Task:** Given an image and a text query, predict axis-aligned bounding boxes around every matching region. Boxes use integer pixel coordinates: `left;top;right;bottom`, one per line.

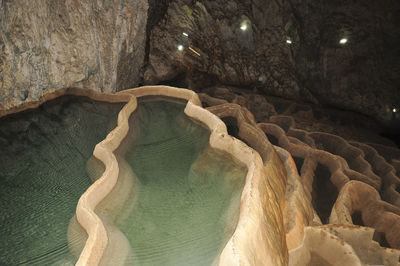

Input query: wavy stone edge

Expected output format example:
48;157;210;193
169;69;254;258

74;95;137;265
201;92;400;262
0;88;133;265
71;85;286;265
205;103;288;265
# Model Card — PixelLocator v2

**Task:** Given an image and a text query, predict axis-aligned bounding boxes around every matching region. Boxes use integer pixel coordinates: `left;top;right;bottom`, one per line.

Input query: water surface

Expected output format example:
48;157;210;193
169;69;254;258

0;96;123;265
118;98;247;266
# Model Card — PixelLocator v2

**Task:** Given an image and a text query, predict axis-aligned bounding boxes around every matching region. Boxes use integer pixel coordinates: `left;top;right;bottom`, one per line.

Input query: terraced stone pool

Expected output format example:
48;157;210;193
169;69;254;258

114;98;247;265
0;94;247;266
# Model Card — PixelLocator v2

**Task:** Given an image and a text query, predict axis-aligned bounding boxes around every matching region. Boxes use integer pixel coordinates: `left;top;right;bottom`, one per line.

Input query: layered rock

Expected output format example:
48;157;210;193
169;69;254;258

200;87;400;264
288;0;400;120
144;0;399;121
1;0;399;123
0;0;148;110
144;0;309;102
1;84;400;265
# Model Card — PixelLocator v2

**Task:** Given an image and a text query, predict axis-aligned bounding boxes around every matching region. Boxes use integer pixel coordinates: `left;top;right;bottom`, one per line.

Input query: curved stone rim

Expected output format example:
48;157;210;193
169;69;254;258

74;85;284;265
0;85;284;265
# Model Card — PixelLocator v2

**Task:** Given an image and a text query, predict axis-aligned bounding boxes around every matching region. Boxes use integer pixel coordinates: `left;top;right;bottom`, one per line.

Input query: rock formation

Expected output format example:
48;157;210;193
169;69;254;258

1;0;399;122
64;86;289;265
200;86;400;265
1;0;400;264
144;0;400;121
0;0;148;110
1;86;400;265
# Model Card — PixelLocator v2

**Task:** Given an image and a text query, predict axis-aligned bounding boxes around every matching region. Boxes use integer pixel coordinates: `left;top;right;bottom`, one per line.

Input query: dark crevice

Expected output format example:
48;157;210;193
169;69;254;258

351;210;364;226
158;71;188;88
209;115;258;159
293;156;304;175
267;134;279;146
373;231;391;248
141;0;172;85
221;117;239;139
311;164;338;224
380;130;400;149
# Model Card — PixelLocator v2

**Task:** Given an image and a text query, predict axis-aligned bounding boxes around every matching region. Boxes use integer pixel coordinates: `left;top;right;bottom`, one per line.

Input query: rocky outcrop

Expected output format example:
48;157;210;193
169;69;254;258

0;0;148;110
288;0;400;121
144;0;312;102
144;0;399;121
200;88;400;262
289;225;400;266
1;0;399;122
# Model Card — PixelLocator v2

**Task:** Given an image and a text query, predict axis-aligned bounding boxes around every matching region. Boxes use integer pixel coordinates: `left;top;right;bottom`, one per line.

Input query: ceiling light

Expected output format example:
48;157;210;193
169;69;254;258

182;32;188;37
189;46;201;57
393;108;397;113
339;38;348;44
177;45;184;51
286;39;292;44
240;20;249;31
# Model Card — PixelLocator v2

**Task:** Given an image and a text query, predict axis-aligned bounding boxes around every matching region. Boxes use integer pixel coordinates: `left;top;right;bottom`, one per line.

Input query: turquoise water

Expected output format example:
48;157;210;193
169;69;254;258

118;98;247;266
0;96;123;265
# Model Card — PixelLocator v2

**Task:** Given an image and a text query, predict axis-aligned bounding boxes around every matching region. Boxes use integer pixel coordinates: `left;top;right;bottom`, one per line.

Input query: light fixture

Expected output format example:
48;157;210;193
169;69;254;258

182;32;188;37
286;39;292;44
339;38;348;44
393;108;397;113
189;46;201;57
177;45;184;51
240;21;248;31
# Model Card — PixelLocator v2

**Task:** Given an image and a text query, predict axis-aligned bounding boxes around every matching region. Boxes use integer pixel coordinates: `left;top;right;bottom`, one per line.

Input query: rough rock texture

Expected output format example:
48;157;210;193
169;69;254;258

0;0;148;110
144;0;400;121
1;85;400;264
289;0;400;121
200;88;400;263
1;0;399;122
144;0;312;101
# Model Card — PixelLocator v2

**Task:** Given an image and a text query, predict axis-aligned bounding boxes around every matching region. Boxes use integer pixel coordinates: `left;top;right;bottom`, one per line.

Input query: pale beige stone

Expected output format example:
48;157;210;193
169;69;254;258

66;86;288;265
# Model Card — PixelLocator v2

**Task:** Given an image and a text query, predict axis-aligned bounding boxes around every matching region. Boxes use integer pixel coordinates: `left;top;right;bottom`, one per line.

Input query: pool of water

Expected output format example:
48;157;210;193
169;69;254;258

0;96;123;265
116;98;247;266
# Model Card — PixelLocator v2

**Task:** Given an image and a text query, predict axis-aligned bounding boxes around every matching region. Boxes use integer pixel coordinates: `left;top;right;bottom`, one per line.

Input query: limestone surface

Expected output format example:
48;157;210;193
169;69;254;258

201;88;400;265
0;0;148;110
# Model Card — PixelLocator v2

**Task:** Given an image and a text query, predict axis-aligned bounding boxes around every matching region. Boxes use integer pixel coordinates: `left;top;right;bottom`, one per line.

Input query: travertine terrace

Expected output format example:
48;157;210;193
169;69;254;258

1;86;399;266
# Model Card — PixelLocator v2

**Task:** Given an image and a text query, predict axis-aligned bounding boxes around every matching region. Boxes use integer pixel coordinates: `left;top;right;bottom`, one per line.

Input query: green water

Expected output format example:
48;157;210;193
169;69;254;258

119;98;247;266
0;96;123;265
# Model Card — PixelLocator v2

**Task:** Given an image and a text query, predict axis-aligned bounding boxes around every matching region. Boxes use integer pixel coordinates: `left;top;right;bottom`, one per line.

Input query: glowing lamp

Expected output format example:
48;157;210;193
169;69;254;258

240;21;248;31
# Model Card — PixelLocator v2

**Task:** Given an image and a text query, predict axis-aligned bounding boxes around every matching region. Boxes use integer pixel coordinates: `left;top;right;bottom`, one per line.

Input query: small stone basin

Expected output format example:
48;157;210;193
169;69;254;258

110;97;247;265
0;87;288;266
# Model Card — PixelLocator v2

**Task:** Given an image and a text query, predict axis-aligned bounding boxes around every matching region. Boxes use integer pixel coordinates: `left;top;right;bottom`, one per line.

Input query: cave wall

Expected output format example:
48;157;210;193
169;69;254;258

1;0;399;121
0;0;148;110
290;0;400;121
144;0;306;103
